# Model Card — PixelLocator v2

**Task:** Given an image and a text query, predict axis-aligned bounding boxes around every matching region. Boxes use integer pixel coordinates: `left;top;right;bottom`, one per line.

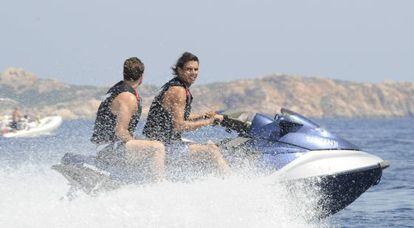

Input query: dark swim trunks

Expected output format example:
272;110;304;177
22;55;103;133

96;140;127;166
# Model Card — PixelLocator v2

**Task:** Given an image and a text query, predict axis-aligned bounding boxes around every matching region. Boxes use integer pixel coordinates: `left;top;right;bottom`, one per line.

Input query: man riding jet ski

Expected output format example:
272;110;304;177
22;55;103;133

52;108;389;217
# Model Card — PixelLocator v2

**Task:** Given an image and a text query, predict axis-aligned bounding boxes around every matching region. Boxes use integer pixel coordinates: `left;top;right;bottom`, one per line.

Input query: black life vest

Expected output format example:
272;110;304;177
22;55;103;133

143;77;193;143
90;80;142;144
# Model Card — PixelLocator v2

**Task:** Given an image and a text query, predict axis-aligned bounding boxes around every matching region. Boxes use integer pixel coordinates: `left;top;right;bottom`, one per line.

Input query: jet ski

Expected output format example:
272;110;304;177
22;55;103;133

1;116;63;138
52;108;389;217
218;108;389;217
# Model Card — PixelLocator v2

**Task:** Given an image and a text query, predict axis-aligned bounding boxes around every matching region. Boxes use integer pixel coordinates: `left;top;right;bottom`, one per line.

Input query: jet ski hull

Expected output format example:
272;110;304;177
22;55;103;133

265;149;390;217
53;150;388;218
52;163;120;195
52;108;389;217
284;163;384;217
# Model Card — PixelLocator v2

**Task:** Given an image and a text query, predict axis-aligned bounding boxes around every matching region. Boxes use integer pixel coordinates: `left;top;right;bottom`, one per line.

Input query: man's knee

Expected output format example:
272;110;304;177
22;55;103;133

144;141;165;158
127;140;164;150
207;144;219;150
151;141;165;151
153;143;166;158
206;144;221;156
189;144;221;159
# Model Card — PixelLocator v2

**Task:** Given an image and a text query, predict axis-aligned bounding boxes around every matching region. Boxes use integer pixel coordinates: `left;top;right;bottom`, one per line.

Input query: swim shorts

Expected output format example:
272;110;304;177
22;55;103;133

96;140;127;166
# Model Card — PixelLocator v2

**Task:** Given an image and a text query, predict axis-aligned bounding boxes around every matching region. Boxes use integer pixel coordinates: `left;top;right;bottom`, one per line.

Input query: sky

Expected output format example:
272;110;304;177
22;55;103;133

1;0;413;86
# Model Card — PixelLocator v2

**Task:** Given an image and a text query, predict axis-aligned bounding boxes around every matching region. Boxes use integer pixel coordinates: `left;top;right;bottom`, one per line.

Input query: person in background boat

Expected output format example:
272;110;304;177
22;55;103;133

35;115;41;124
9;107;22;130
90;57;166;182
143;52;230;175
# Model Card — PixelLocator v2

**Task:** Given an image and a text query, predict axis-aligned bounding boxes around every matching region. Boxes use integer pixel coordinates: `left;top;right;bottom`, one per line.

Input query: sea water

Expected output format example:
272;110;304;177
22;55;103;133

0;118;413;227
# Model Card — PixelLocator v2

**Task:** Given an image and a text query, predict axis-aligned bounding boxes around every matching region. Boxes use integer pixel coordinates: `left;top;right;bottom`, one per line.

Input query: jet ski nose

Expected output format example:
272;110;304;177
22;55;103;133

379;160;390;170
373;160;390;186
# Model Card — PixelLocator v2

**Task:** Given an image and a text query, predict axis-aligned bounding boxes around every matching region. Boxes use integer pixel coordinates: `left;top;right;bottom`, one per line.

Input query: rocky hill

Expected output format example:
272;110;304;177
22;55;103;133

1;67;413;119
0;68;162;119
191;75;414;117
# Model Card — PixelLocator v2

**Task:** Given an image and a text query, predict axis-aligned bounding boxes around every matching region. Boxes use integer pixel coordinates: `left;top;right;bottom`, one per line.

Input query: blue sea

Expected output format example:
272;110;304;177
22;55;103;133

0;118;413;227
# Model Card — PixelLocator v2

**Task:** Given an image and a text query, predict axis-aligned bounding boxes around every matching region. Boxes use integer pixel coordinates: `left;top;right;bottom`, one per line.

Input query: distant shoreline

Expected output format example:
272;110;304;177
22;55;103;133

1;67;414;119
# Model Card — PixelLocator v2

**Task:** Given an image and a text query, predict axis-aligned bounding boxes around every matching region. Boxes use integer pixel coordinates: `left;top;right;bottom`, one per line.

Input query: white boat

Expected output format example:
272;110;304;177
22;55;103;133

1;116;63;138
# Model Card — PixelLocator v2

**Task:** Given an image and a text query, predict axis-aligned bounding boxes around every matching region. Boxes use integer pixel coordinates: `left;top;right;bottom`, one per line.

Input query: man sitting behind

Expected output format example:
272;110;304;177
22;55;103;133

91;57;166;182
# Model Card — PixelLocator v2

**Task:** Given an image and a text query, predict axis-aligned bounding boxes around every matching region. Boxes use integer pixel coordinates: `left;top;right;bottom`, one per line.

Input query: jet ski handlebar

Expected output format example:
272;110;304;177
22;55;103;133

218;115;251;136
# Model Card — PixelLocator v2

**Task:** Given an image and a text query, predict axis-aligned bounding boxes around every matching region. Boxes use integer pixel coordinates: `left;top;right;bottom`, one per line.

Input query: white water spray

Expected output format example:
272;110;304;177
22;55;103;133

0;164;332;228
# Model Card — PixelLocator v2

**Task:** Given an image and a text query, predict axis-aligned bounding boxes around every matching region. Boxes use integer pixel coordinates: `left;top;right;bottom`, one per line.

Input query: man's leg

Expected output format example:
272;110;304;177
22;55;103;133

188;143;230;175
125;140;166;182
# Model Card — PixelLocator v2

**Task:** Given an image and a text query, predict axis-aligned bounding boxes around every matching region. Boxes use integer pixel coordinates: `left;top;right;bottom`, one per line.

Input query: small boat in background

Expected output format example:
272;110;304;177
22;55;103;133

1;116;63;138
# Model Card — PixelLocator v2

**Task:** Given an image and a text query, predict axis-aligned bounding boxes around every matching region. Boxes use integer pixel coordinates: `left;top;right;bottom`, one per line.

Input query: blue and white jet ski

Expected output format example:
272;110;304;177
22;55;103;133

218;108;389;216
52;108;389;217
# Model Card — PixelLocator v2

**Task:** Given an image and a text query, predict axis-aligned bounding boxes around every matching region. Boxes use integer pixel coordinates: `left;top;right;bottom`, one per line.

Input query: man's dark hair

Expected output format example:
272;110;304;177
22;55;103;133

124;57;145;81
171;52;199;76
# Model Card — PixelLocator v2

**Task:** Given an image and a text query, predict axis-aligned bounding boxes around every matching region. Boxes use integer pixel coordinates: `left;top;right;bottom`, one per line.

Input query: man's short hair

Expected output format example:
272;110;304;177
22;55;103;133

123;57;144;81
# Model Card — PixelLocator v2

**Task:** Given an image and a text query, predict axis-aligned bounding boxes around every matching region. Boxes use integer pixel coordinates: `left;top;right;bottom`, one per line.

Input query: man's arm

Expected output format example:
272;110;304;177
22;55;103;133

162;86;215;132
187;113;205;121
111;92;137;143
187;111;216;121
